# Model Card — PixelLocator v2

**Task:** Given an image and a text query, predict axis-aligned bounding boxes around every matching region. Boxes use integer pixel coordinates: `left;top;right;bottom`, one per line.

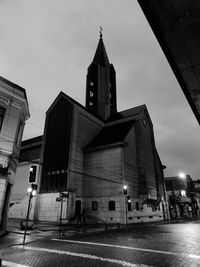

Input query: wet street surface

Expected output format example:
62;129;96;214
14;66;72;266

1;220;200;266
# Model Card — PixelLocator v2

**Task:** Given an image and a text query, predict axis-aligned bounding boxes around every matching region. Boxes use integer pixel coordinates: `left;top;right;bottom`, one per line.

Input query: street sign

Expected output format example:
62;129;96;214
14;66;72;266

59;192;69;198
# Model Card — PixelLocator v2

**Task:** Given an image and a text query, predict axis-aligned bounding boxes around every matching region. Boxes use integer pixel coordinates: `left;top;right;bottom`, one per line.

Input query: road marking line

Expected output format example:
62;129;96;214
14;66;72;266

2;261;31;267
52;238;200;259
14;245;151;267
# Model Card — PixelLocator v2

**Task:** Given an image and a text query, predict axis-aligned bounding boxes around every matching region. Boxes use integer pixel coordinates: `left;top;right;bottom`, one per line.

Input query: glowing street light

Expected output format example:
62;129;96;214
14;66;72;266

123;185;128;195
27;187;32;193
179;172;186;179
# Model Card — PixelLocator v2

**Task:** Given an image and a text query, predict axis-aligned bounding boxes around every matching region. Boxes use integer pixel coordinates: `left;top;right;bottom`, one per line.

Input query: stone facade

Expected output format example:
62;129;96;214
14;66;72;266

0;76;29;232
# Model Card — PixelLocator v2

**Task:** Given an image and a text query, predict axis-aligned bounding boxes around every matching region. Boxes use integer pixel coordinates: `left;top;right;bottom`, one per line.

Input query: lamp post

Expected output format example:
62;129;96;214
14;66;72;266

23;184;37;246
123;185;128;227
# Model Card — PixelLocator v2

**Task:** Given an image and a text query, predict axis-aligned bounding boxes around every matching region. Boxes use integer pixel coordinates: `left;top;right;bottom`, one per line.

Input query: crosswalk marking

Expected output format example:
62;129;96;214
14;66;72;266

2;261;31;267
14;245;151;267
52;238;200;259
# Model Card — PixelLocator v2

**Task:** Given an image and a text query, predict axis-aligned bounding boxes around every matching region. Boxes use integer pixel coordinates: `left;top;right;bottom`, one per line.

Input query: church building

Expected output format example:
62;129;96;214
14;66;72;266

33;33;168;223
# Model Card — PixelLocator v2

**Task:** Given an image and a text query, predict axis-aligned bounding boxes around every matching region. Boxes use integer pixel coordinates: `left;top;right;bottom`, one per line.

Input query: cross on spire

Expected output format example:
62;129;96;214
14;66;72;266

99;26;103;38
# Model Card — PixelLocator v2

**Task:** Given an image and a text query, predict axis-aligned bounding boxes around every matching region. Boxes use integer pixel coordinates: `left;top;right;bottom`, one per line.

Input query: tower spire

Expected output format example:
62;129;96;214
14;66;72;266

92;28;109;67
85;32;117;120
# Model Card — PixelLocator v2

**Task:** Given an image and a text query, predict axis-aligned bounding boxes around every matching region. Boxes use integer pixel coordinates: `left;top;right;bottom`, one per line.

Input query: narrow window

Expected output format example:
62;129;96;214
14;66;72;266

128;202;131;211
108;200;115;211
92;201;98;211
16;121;23;147
0;106;5;132
142;118;147;127
136;202;139;211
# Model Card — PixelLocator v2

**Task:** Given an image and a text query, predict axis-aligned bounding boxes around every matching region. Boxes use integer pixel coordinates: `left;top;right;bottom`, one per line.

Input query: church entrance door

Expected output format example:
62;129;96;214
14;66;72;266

75;200;81;217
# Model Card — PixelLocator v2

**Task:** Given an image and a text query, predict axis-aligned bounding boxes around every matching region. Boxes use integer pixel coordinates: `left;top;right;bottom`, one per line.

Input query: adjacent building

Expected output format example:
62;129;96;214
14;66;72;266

0;76;29;232
194;179;200;217
165;175;199;219
9;136;42;219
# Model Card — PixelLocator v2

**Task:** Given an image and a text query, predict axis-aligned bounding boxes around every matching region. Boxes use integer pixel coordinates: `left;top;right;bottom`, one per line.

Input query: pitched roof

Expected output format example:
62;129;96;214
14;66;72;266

85;120;135;150
21;135;43;147
107;105;145;121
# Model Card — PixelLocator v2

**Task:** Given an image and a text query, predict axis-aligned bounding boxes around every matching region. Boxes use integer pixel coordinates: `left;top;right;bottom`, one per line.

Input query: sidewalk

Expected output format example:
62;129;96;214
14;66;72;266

6;218;123;238
5;217;200;239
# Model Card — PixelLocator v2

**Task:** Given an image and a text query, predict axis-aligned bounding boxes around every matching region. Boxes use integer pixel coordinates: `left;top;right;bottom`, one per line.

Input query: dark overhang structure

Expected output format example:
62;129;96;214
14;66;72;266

138;0;200;124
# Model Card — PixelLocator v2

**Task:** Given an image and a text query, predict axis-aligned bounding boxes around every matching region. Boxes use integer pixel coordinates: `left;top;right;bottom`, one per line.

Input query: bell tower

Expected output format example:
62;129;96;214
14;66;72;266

86;29;117;120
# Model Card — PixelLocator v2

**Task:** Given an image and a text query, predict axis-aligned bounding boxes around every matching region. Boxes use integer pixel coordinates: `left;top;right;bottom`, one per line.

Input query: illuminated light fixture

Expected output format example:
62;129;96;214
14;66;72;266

32;190;36;196
27;187;32;193
123;185;128;195
180;190;186;197
178;172;186;179
30;167;34;172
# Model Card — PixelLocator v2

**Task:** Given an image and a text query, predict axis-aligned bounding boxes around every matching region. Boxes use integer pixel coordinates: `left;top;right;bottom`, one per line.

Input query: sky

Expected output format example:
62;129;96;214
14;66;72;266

0;0;199;180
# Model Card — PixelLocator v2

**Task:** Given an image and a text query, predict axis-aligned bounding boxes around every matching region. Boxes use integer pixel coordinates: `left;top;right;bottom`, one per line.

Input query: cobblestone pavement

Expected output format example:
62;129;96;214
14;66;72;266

1;220;200;267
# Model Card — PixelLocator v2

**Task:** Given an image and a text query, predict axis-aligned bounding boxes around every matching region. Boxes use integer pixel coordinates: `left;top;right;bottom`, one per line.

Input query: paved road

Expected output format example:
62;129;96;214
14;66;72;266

1;220;200;267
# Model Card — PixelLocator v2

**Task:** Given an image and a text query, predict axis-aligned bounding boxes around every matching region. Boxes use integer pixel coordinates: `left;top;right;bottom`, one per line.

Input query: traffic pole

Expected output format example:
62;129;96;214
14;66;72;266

59;197;63;235
23;194;32;246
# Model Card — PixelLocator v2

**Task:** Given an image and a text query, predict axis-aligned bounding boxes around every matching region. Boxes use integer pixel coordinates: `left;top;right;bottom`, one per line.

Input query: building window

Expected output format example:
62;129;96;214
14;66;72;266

128;202;131;211
108;200;115;211
16;121;23;147
136;202;139;211
92;201;98;211
0;106;5;132
142;118;147;127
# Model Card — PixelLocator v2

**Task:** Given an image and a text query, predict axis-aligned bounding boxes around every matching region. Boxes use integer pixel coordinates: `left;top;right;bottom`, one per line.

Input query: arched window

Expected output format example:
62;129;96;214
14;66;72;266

108;200;115;211
92;201;98;211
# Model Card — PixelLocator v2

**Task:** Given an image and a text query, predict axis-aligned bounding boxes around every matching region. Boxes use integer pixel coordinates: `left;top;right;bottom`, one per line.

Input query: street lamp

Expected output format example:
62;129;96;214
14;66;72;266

123;185;128;227
123;185;128;195
23;183;37;246
178;172;186;179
